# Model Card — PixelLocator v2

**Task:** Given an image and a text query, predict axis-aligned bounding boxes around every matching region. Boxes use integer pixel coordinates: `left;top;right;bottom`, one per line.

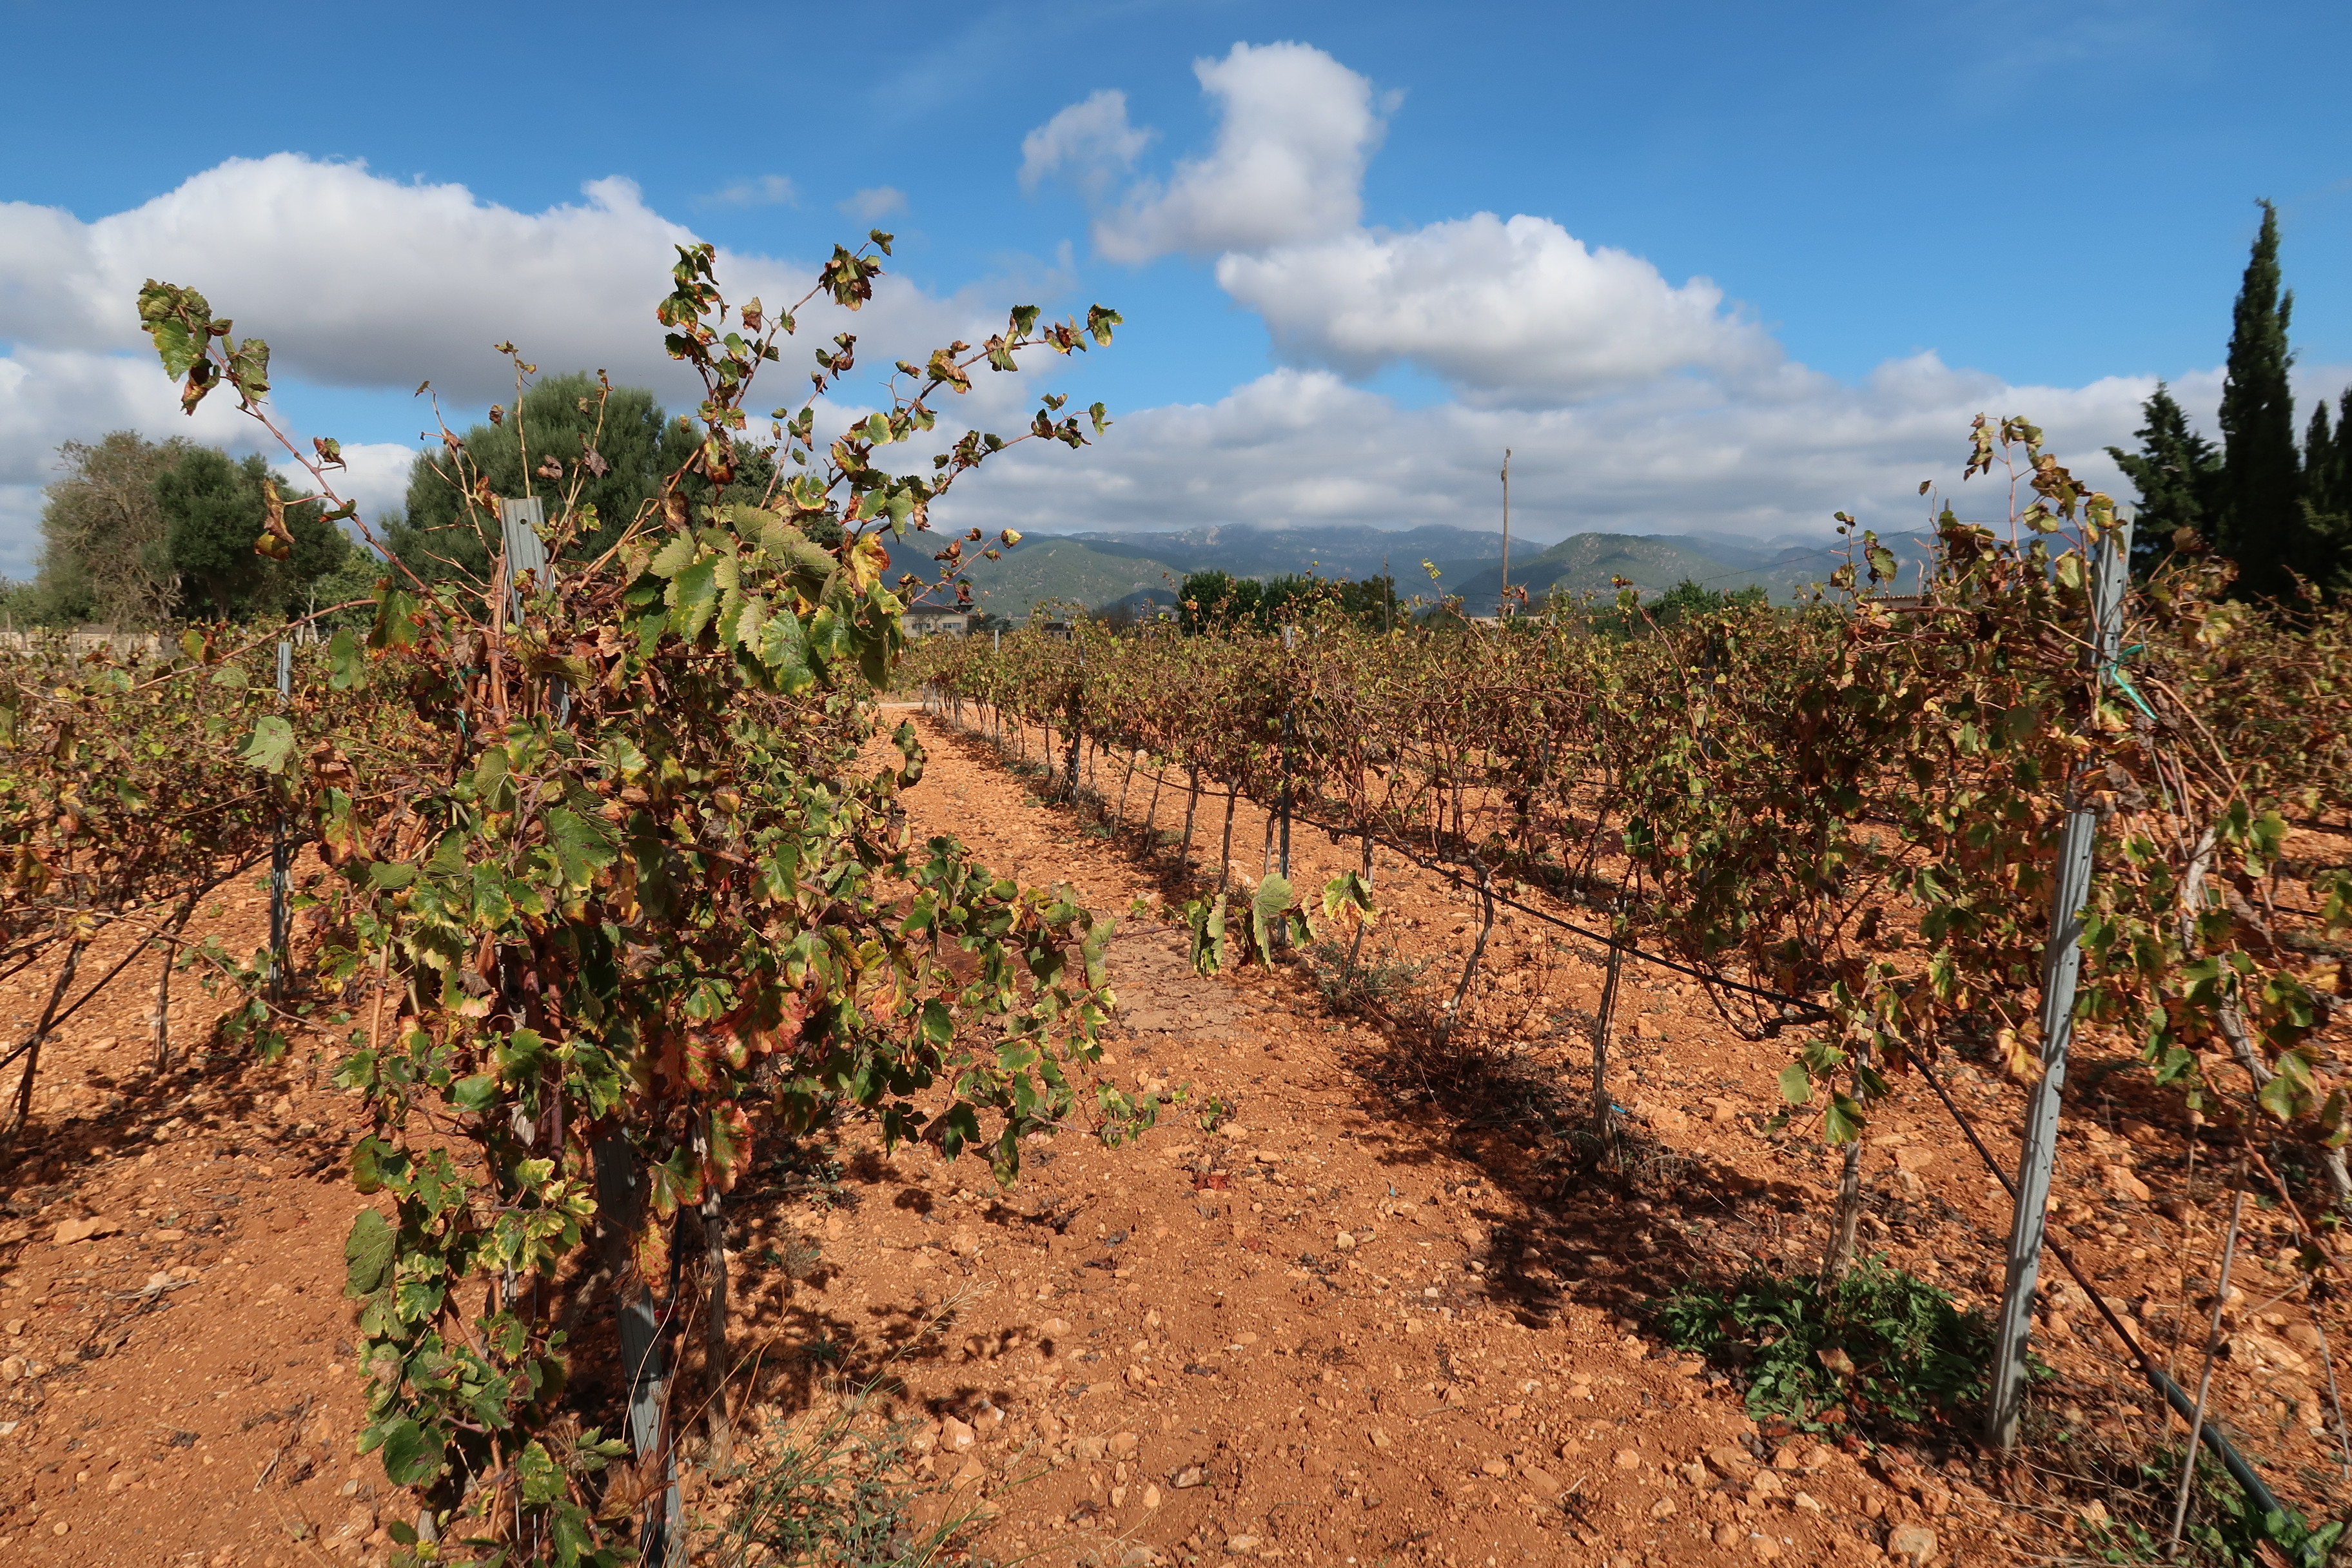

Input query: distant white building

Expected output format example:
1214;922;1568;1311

903;605;973;638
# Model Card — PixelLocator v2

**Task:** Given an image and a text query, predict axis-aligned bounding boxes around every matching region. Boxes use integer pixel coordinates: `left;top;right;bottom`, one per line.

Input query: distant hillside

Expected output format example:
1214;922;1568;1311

936;523;1940;620
1444;529;1939;609
1063;523;1502;582
1741;531;1936;599
1442;534;1750;609
946;537;1185;622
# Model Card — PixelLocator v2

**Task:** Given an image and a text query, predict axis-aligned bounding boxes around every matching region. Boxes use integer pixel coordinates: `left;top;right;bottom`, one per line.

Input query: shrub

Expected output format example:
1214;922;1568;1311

1652;1257;1994;1431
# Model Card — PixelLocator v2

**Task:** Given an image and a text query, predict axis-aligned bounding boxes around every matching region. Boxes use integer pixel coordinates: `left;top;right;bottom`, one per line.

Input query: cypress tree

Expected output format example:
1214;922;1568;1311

2307;400;2337;516
2106;382;2221;574
2302;387;2352;595
2215;200;2301;598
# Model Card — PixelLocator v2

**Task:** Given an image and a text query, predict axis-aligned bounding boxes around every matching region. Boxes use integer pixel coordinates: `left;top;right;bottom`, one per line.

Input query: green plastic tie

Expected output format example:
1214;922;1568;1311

2102;642;2158;721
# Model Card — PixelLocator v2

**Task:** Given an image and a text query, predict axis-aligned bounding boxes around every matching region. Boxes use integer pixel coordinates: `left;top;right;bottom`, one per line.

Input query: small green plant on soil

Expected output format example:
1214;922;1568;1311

2077;1443;2345;1568
1300;933;1431;1010
1652;1257;1994;1431
712;1388;977;1568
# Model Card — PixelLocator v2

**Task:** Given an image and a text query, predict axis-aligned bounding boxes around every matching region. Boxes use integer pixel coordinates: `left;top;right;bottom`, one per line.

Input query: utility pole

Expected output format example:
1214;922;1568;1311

1499;448;1511;619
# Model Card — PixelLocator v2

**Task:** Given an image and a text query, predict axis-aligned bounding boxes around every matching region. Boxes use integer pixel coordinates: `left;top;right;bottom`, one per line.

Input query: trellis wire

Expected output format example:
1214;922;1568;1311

930;692;2328;1554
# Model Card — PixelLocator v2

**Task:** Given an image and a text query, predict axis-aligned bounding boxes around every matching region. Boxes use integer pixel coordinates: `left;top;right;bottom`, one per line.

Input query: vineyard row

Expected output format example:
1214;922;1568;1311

905;486;2352;1260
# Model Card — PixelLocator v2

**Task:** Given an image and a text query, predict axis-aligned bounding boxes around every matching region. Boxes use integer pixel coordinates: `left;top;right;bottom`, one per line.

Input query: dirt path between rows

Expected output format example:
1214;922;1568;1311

817;714;1932;1568
3;705;2342;1568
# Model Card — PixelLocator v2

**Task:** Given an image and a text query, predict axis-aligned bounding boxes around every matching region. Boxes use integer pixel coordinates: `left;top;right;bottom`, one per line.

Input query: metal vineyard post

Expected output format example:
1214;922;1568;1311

1986;517;2133;1451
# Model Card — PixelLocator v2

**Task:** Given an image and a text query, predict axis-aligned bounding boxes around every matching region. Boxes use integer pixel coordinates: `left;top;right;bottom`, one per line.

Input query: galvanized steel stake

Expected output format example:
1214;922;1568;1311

1986;517;2133;1451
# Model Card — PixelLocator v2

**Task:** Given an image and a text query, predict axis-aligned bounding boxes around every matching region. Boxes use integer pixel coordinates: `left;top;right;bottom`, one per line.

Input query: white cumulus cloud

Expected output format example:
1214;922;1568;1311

1217;213;1781;406
942;358;2162;549
0;155;1084;577
1086;43;1387;263
0;154;1019;405
1019;90;1157;201
995;39;2198;544
0;157;779;398
1042;44;1767;408
839;186;907;221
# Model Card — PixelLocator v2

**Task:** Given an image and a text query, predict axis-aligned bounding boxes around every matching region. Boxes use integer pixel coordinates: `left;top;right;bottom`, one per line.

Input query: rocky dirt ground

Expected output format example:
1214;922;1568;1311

2;705;2346;1567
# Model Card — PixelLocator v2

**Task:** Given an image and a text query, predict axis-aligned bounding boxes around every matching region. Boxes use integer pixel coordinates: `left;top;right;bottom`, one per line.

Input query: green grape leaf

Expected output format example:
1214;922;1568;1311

136;280;213;379
1824;1092;1866;1144
648;531;698;579
240;715;296;774
1250;874;1297;966
226;337;271;404
939;1102;980;1161
666;558;720;643
516;1440;565;1506
544;808;618;887
348;1135;395;1195
449;1073;498;1115
328;627;365;691
2258;1070;2314;1122
368;587;418;651
1321;869;1376;921
377;1418;447;1486
343;1208;396;1297
755;605;814;692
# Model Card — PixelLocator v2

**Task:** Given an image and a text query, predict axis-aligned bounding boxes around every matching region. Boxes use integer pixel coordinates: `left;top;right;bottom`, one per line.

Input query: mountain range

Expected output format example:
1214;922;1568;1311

1440;530;1937;612
911;523;1937;622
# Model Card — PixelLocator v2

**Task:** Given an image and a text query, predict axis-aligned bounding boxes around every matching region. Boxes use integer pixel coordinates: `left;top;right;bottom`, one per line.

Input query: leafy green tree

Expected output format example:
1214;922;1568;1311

388;371;778;586
157;448;348;619
304;551;396;632
390;373;677;582
1179;569;1262;633
160;449;266;616
1179;568;1395;634
1259;572;1321;625
2106;382;2222;575
33;432;193;627
22;547;96;627
1651;578;1767;626
0;579;43;629
2216;201;2302;598
1581;577;1768;638
1330;573;1399;631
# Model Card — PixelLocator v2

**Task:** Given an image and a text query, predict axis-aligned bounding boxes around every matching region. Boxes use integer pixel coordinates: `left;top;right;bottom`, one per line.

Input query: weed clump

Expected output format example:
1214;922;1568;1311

1652;1257;1994;1431
714;1389;975;1568
2055;1437;2345;1568
1301;933;1431;1012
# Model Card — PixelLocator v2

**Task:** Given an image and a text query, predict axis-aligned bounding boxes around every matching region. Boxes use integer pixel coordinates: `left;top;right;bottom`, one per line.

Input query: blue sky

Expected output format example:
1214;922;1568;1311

3;0;2348;574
